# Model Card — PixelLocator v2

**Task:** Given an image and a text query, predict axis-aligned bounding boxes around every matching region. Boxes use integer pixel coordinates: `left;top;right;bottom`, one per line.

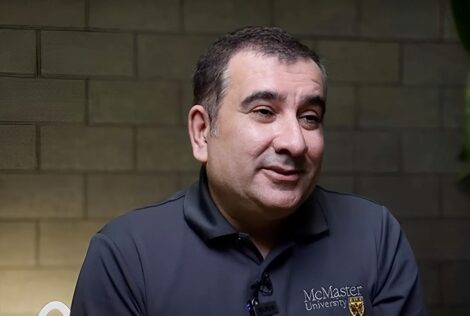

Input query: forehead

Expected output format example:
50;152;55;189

224;50;323;97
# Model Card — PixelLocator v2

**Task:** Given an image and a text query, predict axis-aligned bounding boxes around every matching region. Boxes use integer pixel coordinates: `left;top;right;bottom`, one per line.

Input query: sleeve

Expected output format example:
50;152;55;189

70;233;146;316
371;207;426;316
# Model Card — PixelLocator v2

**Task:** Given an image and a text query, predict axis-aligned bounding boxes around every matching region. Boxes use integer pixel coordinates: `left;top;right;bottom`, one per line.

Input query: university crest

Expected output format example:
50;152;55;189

348;296;364;316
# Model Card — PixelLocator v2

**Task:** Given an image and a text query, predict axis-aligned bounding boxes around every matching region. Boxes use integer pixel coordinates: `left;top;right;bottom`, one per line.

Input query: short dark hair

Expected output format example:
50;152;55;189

192;26;327;125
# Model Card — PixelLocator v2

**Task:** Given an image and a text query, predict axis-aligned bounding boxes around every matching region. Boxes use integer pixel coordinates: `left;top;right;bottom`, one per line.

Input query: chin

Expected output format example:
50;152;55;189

257;195;303;216
249;184;313;214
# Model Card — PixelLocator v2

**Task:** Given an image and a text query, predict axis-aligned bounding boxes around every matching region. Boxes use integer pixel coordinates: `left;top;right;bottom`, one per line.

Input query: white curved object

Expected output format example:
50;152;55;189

38;301;70;316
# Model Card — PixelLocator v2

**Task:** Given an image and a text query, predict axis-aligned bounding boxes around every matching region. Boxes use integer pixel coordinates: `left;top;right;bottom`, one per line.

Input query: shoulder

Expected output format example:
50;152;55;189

315;186;387;218
316;186;383;211
79;189;190;289
314;186;398;235
99;189;187;243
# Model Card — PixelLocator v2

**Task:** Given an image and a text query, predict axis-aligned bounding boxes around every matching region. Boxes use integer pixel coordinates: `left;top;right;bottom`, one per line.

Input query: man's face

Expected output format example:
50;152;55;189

203;50;325;223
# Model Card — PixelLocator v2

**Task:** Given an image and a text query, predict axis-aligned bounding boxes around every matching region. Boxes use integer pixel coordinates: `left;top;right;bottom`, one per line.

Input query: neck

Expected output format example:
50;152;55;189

218;206;285;258
249;225;284;258
205;173;292;258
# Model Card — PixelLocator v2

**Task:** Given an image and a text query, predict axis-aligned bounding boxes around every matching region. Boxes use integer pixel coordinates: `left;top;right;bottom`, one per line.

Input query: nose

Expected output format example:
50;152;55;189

272;116;308;157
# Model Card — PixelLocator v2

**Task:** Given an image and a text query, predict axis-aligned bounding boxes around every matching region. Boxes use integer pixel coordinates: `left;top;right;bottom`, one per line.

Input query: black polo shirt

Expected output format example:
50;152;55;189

71;171;425;315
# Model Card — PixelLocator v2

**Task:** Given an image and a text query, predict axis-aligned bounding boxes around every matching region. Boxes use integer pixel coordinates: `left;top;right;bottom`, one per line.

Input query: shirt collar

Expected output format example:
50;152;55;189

287;188;329;239
183;168;237;242
183;167;329;243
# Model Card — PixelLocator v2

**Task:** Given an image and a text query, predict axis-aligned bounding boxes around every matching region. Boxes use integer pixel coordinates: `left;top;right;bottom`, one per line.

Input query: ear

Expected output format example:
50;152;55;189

188;105;210;163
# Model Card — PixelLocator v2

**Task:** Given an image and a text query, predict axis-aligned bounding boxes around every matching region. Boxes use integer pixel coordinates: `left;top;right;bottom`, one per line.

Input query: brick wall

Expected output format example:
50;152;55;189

0;0;468;315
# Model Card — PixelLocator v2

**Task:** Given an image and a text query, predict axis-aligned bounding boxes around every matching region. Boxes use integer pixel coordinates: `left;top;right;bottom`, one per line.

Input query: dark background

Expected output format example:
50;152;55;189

0;0;469;315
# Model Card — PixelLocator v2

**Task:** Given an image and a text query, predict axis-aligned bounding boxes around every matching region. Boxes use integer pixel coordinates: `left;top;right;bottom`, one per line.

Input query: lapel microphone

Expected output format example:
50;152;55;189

246;273;279;316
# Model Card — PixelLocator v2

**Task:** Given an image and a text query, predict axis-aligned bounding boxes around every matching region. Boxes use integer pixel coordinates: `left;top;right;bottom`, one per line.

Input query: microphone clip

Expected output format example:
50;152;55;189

246;298;279;316
246;273;279;316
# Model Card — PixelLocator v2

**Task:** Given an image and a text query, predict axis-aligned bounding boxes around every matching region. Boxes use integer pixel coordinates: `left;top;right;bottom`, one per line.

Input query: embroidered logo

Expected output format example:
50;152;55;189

348;296;364;316
303;284;364;313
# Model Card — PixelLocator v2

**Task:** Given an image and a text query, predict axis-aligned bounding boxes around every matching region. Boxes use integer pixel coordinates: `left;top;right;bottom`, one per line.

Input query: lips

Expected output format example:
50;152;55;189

262;165;303;183
265;165;301;174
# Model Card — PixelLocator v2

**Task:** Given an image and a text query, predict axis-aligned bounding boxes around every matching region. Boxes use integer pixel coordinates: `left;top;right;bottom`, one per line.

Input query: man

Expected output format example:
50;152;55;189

71;26;425;315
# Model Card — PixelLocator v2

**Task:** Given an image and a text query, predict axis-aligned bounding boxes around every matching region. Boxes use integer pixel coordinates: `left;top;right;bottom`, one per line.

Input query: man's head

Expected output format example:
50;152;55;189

193;26;327;131
188;27;327;229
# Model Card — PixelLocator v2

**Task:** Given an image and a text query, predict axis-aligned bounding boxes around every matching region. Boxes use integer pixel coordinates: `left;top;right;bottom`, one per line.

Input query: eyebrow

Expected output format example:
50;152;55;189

240;90;326;115
302;95;326;116
240;90;286;108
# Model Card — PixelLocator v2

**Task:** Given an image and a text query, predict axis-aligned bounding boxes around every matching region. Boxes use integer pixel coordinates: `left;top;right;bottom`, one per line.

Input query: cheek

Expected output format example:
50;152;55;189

236;125;273;155
207;138;231;164
306;136;324;159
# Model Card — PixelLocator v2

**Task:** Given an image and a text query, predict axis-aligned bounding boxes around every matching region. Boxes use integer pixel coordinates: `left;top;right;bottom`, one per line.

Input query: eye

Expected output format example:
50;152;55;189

298;112;322;129
251;107;276;122
254;107;274;116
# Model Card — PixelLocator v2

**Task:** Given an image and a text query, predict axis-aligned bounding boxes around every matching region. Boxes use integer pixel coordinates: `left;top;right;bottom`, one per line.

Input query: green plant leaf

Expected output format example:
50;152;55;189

463;73;470;162
452;0;470;55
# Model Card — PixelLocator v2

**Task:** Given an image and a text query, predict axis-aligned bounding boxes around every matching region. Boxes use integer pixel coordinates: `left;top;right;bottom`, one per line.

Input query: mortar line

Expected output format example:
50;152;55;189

84;0;90;29
36;30;41;78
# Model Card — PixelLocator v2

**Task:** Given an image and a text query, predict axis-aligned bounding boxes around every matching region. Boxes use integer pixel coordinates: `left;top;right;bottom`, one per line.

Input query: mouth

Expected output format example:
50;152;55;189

262;165;304;183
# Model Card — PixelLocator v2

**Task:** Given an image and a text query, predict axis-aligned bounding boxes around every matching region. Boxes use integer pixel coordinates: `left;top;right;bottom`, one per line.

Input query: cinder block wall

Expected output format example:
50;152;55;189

0;0;469;315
